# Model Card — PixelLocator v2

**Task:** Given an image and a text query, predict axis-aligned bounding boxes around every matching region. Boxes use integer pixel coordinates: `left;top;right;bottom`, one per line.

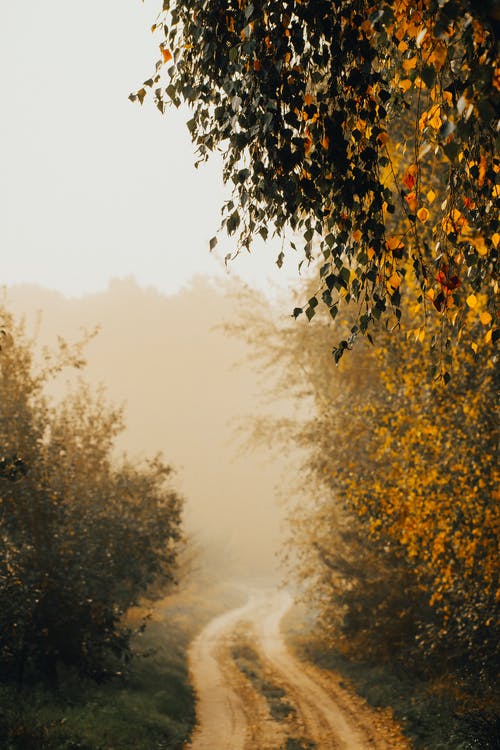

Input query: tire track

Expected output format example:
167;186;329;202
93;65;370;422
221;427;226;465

186;588;410;750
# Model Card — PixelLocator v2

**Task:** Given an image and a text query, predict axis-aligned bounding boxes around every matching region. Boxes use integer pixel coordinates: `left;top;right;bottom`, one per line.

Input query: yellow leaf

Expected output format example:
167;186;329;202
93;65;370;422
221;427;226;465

419;111;428;131
417;207;429;222
471;342;478;353
399;79;413;92
466;294;477;309
480;311;492;325
429;109;442;130
427;189;436;204
405;191;418;212
485;328;493;343
492;233;500;248
471;236;488;256
387;272;401;290
352;229;362;242
402;56;418;71
386;236;404;252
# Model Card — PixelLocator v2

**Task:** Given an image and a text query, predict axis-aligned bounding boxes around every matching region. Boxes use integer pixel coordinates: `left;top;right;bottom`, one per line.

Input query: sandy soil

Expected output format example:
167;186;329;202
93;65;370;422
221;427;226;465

185;589;410;750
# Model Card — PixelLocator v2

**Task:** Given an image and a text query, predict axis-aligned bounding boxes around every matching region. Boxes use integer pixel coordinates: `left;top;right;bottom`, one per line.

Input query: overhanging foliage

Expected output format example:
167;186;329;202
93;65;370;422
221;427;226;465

133;0;499;369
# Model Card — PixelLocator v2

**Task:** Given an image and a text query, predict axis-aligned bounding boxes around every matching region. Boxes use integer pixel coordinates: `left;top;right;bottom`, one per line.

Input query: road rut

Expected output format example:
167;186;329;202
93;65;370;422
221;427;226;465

186;589;409;750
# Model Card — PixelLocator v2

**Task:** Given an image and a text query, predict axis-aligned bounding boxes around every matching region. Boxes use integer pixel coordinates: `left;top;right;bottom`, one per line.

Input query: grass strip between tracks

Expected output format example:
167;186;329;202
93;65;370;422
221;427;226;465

231;629;317;750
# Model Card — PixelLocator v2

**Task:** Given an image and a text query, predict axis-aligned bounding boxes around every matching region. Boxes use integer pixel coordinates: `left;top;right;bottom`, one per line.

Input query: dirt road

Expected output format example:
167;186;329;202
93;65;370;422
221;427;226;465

186;589;410;750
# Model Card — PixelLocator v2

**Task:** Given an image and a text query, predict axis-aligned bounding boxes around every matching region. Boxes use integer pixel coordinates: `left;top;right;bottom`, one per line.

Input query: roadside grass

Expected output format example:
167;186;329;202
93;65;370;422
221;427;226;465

0;627;192;749
0;612;194;750
283;604;500;750
0;579;246;750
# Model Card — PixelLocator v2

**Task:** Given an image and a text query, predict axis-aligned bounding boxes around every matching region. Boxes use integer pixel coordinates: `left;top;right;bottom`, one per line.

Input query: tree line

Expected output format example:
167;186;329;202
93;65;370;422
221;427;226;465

0;308;183;687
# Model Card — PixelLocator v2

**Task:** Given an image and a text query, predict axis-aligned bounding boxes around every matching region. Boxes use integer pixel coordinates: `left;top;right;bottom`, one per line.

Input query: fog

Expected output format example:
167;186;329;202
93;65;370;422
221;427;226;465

6;277;299;582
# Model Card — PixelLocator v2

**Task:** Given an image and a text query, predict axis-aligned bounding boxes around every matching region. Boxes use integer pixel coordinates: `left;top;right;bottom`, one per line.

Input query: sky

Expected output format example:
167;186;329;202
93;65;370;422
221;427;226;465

1;1;299;298
1;2;310;583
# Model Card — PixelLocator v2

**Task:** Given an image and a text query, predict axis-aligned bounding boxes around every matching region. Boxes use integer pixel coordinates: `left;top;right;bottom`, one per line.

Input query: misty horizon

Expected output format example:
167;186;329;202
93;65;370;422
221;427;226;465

5;276;303;581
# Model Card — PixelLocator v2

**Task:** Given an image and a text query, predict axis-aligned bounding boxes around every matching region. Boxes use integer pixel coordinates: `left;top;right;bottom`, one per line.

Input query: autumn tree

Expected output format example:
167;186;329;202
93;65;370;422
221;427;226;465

0;308;183;686
230;301;436;667
134;0;498;367
341;315;500;679
230;282;499;692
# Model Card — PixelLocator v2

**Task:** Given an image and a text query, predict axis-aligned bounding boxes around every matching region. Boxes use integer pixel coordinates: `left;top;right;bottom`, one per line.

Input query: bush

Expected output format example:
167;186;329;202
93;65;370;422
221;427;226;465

0;307;183;686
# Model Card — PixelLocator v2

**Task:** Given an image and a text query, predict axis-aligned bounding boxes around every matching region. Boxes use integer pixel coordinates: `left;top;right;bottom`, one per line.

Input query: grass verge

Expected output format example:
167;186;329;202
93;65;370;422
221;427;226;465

283;605;500;750
0;617;194;750
0;579;246;750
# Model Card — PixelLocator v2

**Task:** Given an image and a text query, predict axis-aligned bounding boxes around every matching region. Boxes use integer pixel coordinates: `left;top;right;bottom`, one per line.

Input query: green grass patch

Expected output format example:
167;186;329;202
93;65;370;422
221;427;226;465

279;739;317;750
0;579;247;750
0;615;194;750
231;639;296;722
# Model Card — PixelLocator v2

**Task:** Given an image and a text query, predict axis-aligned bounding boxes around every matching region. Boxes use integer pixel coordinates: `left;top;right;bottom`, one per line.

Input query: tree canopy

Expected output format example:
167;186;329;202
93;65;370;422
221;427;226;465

0;309;183;686
231;286;499;716
133;0;499;369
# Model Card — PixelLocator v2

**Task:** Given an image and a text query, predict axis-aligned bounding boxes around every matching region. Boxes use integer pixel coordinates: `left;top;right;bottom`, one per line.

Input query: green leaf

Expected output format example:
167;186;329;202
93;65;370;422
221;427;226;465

443;141;460;162
421;64;436;89
306;306;316;321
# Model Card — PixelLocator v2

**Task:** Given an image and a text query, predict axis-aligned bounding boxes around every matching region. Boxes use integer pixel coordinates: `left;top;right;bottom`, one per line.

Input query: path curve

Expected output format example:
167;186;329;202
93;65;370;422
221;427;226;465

186;589;409;750
186;595;260;750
